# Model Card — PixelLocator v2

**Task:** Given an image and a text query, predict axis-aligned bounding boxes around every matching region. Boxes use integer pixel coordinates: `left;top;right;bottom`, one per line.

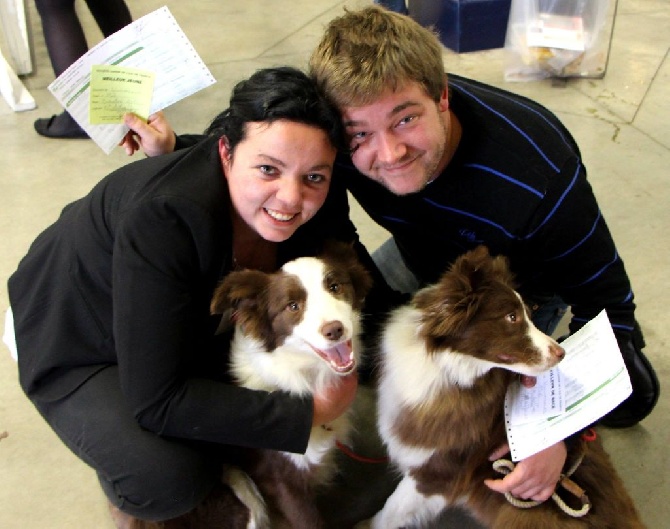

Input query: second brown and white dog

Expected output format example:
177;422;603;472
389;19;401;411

360;246;644;529
209;242;372;529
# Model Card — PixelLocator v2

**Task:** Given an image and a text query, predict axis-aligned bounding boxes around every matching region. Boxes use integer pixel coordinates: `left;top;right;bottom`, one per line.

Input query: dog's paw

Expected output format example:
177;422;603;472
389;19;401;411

221;465;269;529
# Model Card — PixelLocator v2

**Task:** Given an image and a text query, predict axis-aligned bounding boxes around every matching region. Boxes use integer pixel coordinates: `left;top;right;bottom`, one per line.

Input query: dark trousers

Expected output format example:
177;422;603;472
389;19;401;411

32;366;226;521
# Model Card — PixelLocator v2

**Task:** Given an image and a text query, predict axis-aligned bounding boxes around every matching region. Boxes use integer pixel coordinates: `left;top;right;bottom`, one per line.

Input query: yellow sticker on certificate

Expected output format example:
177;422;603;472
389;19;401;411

89;65;155;124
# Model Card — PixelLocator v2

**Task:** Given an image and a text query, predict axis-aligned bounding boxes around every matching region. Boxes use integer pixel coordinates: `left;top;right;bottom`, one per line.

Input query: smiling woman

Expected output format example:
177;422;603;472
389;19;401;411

221;120;336;246
6;67;383;528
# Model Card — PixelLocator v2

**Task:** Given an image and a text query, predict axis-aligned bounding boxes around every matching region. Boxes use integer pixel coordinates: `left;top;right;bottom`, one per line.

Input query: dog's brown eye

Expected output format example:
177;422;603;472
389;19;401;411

329;282;341;294
506;312;517;323
287;301;300;312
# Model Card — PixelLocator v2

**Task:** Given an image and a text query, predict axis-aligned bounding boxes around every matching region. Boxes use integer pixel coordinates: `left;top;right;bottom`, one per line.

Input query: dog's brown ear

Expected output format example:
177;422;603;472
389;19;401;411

468;244;492;261
414;246;493;340
453;245;515;290
414;275;480;339
488;254;515;288
426;245;494;305
210;270;269;315
210;283;229;315
453;245;491;281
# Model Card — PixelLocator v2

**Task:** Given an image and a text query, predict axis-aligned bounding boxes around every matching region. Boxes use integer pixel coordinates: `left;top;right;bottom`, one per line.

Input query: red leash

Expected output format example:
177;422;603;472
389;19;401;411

335;440;389;464
581;428;597;442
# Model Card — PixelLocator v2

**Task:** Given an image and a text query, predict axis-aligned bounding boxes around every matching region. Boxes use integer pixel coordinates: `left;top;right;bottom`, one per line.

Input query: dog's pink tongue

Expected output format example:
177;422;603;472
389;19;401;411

320;340;355;374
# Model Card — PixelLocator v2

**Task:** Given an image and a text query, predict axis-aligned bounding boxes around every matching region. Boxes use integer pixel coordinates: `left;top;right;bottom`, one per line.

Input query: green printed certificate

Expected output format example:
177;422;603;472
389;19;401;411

48;6;215;153
89;65;155;124
504;310;632;461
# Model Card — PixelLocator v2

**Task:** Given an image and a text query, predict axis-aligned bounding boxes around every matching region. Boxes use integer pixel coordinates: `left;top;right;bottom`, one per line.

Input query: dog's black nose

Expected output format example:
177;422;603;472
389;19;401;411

321;321;344;341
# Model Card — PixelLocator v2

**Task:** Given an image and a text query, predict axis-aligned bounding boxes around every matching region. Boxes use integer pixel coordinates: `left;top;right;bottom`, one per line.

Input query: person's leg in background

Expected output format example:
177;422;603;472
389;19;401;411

371;237;420;295
82;0;132;38
525;294;569;337
33;0;132;138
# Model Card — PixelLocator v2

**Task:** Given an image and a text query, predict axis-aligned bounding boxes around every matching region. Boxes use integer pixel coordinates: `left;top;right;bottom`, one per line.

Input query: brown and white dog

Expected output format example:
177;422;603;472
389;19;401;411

209;241;372;529
361;246;644;529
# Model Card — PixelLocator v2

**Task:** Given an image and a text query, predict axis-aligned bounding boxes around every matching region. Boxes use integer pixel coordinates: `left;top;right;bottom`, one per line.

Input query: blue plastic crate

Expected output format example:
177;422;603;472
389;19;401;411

408;0;512;53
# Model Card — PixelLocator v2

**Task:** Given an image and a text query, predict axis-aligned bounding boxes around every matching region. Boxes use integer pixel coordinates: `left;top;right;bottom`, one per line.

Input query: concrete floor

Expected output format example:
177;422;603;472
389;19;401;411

0;0;667;527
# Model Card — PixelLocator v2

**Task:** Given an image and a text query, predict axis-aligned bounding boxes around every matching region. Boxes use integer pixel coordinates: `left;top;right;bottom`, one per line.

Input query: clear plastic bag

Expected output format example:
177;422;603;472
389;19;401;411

504;0;615;82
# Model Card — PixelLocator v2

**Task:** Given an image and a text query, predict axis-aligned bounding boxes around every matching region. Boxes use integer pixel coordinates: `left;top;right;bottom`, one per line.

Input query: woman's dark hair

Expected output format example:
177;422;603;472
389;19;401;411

205;66;346;153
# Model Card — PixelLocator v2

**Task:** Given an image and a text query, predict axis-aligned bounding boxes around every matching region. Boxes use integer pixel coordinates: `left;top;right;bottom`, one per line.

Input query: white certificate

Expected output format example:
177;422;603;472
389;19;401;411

505;310;632;461
48;6;216;153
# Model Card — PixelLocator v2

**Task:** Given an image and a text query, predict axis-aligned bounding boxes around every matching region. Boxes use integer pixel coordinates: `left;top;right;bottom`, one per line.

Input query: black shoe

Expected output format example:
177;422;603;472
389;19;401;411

34;112;88;139
600;340;660;428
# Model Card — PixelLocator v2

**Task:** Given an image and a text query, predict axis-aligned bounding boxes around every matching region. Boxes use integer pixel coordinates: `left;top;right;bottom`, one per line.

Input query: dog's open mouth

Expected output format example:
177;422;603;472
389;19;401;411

311;340;356;374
